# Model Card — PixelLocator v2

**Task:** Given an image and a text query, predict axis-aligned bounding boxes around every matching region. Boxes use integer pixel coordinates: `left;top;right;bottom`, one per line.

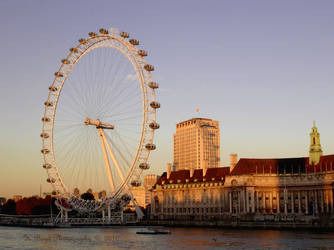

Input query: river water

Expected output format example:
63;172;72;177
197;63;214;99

0;226;333;249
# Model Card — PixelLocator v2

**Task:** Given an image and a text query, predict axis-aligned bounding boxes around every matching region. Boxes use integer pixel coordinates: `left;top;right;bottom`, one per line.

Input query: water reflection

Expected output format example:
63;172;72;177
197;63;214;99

0;226;333;249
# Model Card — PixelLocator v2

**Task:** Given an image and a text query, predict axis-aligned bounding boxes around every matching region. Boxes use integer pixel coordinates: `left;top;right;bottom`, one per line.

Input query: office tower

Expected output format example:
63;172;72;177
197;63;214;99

173;118;220;171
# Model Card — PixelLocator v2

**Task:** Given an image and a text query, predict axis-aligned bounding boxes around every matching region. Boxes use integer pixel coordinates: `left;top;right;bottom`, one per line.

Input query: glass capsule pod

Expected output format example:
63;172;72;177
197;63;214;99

129;39;139;45
99;28;108;34
88;32;97;38
139;163;150;170
138;50;147;57
43;163;52;169
148;82;159;89
49;86;57;92
47;178;56;183
144;64;154;71
42;117;50;122
78;38;87;45
40;133;49;139
145;143;156;150
150;101;160;109
61;59;70;64
120;32;129;38
149;122;160;130
44;101;53;107
41;149;50;154
54;72;63;77
69;48;78;53
131;180;141;187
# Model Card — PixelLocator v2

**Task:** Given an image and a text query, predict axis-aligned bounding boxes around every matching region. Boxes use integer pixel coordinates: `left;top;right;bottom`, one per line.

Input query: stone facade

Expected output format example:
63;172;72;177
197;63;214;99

151;124;334;224
151;160;334;221
130;174;159;209
225;170;334;216
130;186;146;208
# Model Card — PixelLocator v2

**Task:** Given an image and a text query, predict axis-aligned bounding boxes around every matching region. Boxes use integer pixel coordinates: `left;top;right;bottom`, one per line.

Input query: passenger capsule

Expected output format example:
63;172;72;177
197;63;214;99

99;28;108;34
138;50;147;57
42;117;51;122
149;122;160;130
54;72;63;77
144;64;154;71
150;101;160;109
43;163;52;169
41;149;50;154
129;39;139;46
49;86;57;92
46;178;56;183
61;59;70;64
139;163;150;170
44;101;53;107
78;38;88;45
120;32;129;38
131;180;141;187
69;48;78;53
148;82;159;89
40;133;49;139
145;143;156;150
88;32;97;38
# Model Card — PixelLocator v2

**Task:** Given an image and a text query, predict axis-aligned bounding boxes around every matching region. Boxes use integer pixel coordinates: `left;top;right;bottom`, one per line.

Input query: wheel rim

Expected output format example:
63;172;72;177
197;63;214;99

41;28;159;212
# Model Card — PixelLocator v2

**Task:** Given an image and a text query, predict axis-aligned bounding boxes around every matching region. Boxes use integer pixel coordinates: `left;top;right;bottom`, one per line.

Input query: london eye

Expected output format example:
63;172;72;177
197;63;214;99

40;27;160;213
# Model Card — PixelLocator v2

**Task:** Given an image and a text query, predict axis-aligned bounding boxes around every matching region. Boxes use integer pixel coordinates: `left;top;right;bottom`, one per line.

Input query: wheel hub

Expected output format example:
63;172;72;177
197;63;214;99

85;117;114;129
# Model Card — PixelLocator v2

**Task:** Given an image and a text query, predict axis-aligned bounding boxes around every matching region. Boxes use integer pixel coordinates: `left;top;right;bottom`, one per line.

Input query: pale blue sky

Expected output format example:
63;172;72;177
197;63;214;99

0;0;333;197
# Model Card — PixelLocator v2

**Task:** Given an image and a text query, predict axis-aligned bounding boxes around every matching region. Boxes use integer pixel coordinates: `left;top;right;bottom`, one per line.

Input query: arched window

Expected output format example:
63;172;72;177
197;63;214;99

313;137;316;145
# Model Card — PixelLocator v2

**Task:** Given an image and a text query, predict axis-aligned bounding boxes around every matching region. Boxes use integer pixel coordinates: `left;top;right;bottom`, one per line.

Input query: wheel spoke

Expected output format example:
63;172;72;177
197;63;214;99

41;28;158;213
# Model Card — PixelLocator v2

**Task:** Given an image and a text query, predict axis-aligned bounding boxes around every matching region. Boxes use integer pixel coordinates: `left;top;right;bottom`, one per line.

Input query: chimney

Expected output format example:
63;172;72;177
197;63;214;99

190;168;194;178
203;159;208;177
230;153;238;172
203;166;208;177
167;163;172;179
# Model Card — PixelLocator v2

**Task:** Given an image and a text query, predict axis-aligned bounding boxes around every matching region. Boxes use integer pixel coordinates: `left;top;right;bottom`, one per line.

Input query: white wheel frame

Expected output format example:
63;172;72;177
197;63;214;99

41;28;159;212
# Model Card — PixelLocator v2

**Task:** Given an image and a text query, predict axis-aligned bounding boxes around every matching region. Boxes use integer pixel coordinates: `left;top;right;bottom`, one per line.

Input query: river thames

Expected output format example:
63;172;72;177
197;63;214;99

1;226;334;249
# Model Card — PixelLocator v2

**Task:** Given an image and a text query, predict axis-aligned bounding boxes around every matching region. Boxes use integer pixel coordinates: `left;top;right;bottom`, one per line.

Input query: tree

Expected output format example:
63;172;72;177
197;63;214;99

2;199;16;215
31;196;52;215
16;197;39;215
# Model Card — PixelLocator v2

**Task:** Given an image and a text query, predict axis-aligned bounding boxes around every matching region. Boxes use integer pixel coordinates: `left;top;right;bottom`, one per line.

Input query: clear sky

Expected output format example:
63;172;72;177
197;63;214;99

0;0;333;198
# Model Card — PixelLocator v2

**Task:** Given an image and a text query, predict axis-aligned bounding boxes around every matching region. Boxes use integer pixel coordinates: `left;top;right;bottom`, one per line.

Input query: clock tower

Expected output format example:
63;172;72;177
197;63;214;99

309;122;323;165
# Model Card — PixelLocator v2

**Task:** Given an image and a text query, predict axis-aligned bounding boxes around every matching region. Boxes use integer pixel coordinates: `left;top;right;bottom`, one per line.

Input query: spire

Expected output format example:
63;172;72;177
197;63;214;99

309;122;323;165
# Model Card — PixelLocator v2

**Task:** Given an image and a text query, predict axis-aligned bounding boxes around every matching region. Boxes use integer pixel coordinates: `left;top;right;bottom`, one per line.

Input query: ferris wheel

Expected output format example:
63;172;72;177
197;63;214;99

40;28;160;212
